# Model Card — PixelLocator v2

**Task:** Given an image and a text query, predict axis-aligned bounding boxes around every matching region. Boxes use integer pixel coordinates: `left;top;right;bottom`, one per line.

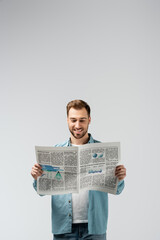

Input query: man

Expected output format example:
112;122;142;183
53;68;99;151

31;99;126;240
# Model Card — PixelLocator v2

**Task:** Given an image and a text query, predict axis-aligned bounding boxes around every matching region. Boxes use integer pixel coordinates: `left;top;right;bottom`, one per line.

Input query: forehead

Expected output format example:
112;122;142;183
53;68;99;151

68;108;88;118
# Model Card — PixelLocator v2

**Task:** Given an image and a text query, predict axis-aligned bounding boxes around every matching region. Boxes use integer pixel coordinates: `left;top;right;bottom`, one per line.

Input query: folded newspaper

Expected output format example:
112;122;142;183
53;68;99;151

35;142;121;195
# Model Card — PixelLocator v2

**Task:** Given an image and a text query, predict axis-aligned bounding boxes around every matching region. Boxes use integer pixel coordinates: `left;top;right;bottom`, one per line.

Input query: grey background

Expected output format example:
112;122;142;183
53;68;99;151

0;1;160;240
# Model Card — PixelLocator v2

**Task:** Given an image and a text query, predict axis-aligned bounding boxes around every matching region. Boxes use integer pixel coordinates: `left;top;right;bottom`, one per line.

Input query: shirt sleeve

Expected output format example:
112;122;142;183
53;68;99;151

33;179;37;191
116;180;125;195
33;179;45;197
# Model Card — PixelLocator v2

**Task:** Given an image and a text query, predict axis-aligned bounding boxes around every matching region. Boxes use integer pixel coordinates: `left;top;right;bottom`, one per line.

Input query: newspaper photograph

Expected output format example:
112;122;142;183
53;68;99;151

35;142;120;195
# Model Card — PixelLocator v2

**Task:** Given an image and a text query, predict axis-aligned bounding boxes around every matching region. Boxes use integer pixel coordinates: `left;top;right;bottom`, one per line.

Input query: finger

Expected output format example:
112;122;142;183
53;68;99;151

34;163;42;169
31;170;38;176
116;165;124;170
31;171;37;179
115;172;126;180
33;166;42;171
32;167;42;174
116;173;126;178
115;168;126;173
115;167;126;174
115;169;126;177
31;169;43;176
116;171;126;178
36;169;43;175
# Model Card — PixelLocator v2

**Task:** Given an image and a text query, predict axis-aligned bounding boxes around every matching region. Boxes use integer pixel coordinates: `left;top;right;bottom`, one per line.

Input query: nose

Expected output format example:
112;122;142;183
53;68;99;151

75;121;81;128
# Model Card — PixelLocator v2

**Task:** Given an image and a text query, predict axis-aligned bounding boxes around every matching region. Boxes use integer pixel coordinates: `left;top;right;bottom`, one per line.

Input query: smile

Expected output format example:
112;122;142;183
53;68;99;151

74;129;83;133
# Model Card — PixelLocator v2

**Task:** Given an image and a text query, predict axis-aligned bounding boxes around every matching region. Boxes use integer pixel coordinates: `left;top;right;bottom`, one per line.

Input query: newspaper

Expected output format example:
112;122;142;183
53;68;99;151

35;142;120;195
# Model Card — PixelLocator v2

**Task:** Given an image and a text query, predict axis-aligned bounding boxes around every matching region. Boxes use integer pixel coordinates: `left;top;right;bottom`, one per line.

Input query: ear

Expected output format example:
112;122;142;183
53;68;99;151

89;117;91;124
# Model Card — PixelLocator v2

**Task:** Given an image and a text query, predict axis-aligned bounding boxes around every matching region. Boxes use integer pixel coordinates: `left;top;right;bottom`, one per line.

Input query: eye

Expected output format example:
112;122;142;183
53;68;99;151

80;120;85;123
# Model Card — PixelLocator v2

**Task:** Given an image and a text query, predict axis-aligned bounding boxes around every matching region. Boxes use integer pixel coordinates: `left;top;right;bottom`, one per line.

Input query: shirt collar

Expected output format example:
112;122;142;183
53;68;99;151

67;133;94;146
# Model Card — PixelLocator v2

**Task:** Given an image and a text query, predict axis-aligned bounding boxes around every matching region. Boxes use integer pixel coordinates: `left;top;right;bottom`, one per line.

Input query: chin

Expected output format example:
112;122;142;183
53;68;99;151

73;134;83;139
74;132;87;139
69;129;88;140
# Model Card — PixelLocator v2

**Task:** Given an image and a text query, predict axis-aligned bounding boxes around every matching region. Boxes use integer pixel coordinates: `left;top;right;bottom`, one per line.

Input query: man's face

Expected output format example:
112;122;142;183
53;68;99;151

67;108;91;139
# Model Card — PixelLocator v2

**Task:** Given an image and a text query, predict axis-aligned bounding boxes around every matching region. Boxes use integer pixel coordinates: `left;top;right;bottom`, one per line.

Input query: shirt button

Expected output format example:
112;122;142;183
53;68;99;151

69;213;71;217
68;200;71;203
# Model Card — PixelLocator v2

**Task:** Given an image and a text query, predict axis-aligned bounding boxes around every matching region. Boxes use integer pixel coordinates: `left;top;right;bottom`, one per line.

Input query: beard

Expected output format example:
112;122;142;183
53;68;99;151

69;128;88;139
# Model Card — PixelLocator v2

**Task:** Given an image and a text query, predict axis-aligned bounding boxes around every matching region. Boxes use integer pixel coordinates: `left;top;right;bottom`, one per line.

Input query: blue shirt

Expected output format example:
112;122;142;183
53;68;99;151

33;134;125;234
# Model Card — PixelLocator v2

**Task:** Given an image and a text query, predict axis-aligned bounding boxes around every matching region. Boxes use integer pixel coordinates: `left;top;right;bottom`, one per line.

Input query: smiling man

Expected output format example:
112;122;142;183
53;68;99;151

67;106;91;144
31;99;126;240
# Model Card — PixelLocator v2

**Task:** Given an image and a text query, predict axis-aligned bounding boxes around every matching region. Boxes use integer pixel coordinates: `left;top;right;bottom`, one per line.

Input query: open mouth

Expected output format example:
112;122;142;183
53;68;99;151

74;129;83;134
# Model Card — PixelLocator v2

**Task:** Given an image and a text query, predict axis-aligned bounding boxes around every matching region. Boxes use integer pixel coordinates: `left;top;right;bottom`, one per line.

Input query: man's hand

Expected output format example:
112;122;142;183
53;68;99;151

31;164;43;180
115;165;126;181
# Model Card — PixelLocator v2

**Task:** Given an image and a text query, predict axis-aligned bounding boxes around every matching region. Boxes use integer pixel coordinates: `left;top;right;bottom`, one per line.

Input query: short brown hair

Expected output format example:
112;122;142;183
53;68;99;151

66;99;91;117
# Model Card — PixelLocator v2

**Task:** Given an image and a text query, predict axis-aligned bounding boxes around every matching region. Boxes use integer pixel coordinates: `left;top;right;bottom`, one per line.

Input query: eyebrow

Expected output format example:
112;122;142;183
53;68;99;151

70;117;87;120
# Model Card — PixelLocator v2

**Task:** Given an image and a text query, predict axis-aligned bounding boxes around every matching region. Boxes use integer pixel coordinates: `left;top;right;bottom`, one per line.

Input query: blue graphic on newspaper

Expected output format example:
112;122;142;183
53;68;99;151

88;169;102;174
41;165;64;172
92;153;104;158
41;165;64;180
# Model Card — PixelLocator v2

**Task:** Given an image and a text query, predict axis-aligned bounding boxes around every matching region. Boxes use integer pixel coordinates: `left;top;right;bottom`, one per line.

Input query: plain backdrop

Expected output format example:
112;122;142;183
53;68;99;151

0;1;160;240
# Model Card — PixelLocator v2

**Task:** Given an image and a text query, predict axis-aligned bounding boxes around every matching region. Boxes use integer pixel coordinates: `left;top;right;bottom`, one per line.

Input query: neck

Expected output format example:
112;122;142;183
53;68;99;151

70;133;90;145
